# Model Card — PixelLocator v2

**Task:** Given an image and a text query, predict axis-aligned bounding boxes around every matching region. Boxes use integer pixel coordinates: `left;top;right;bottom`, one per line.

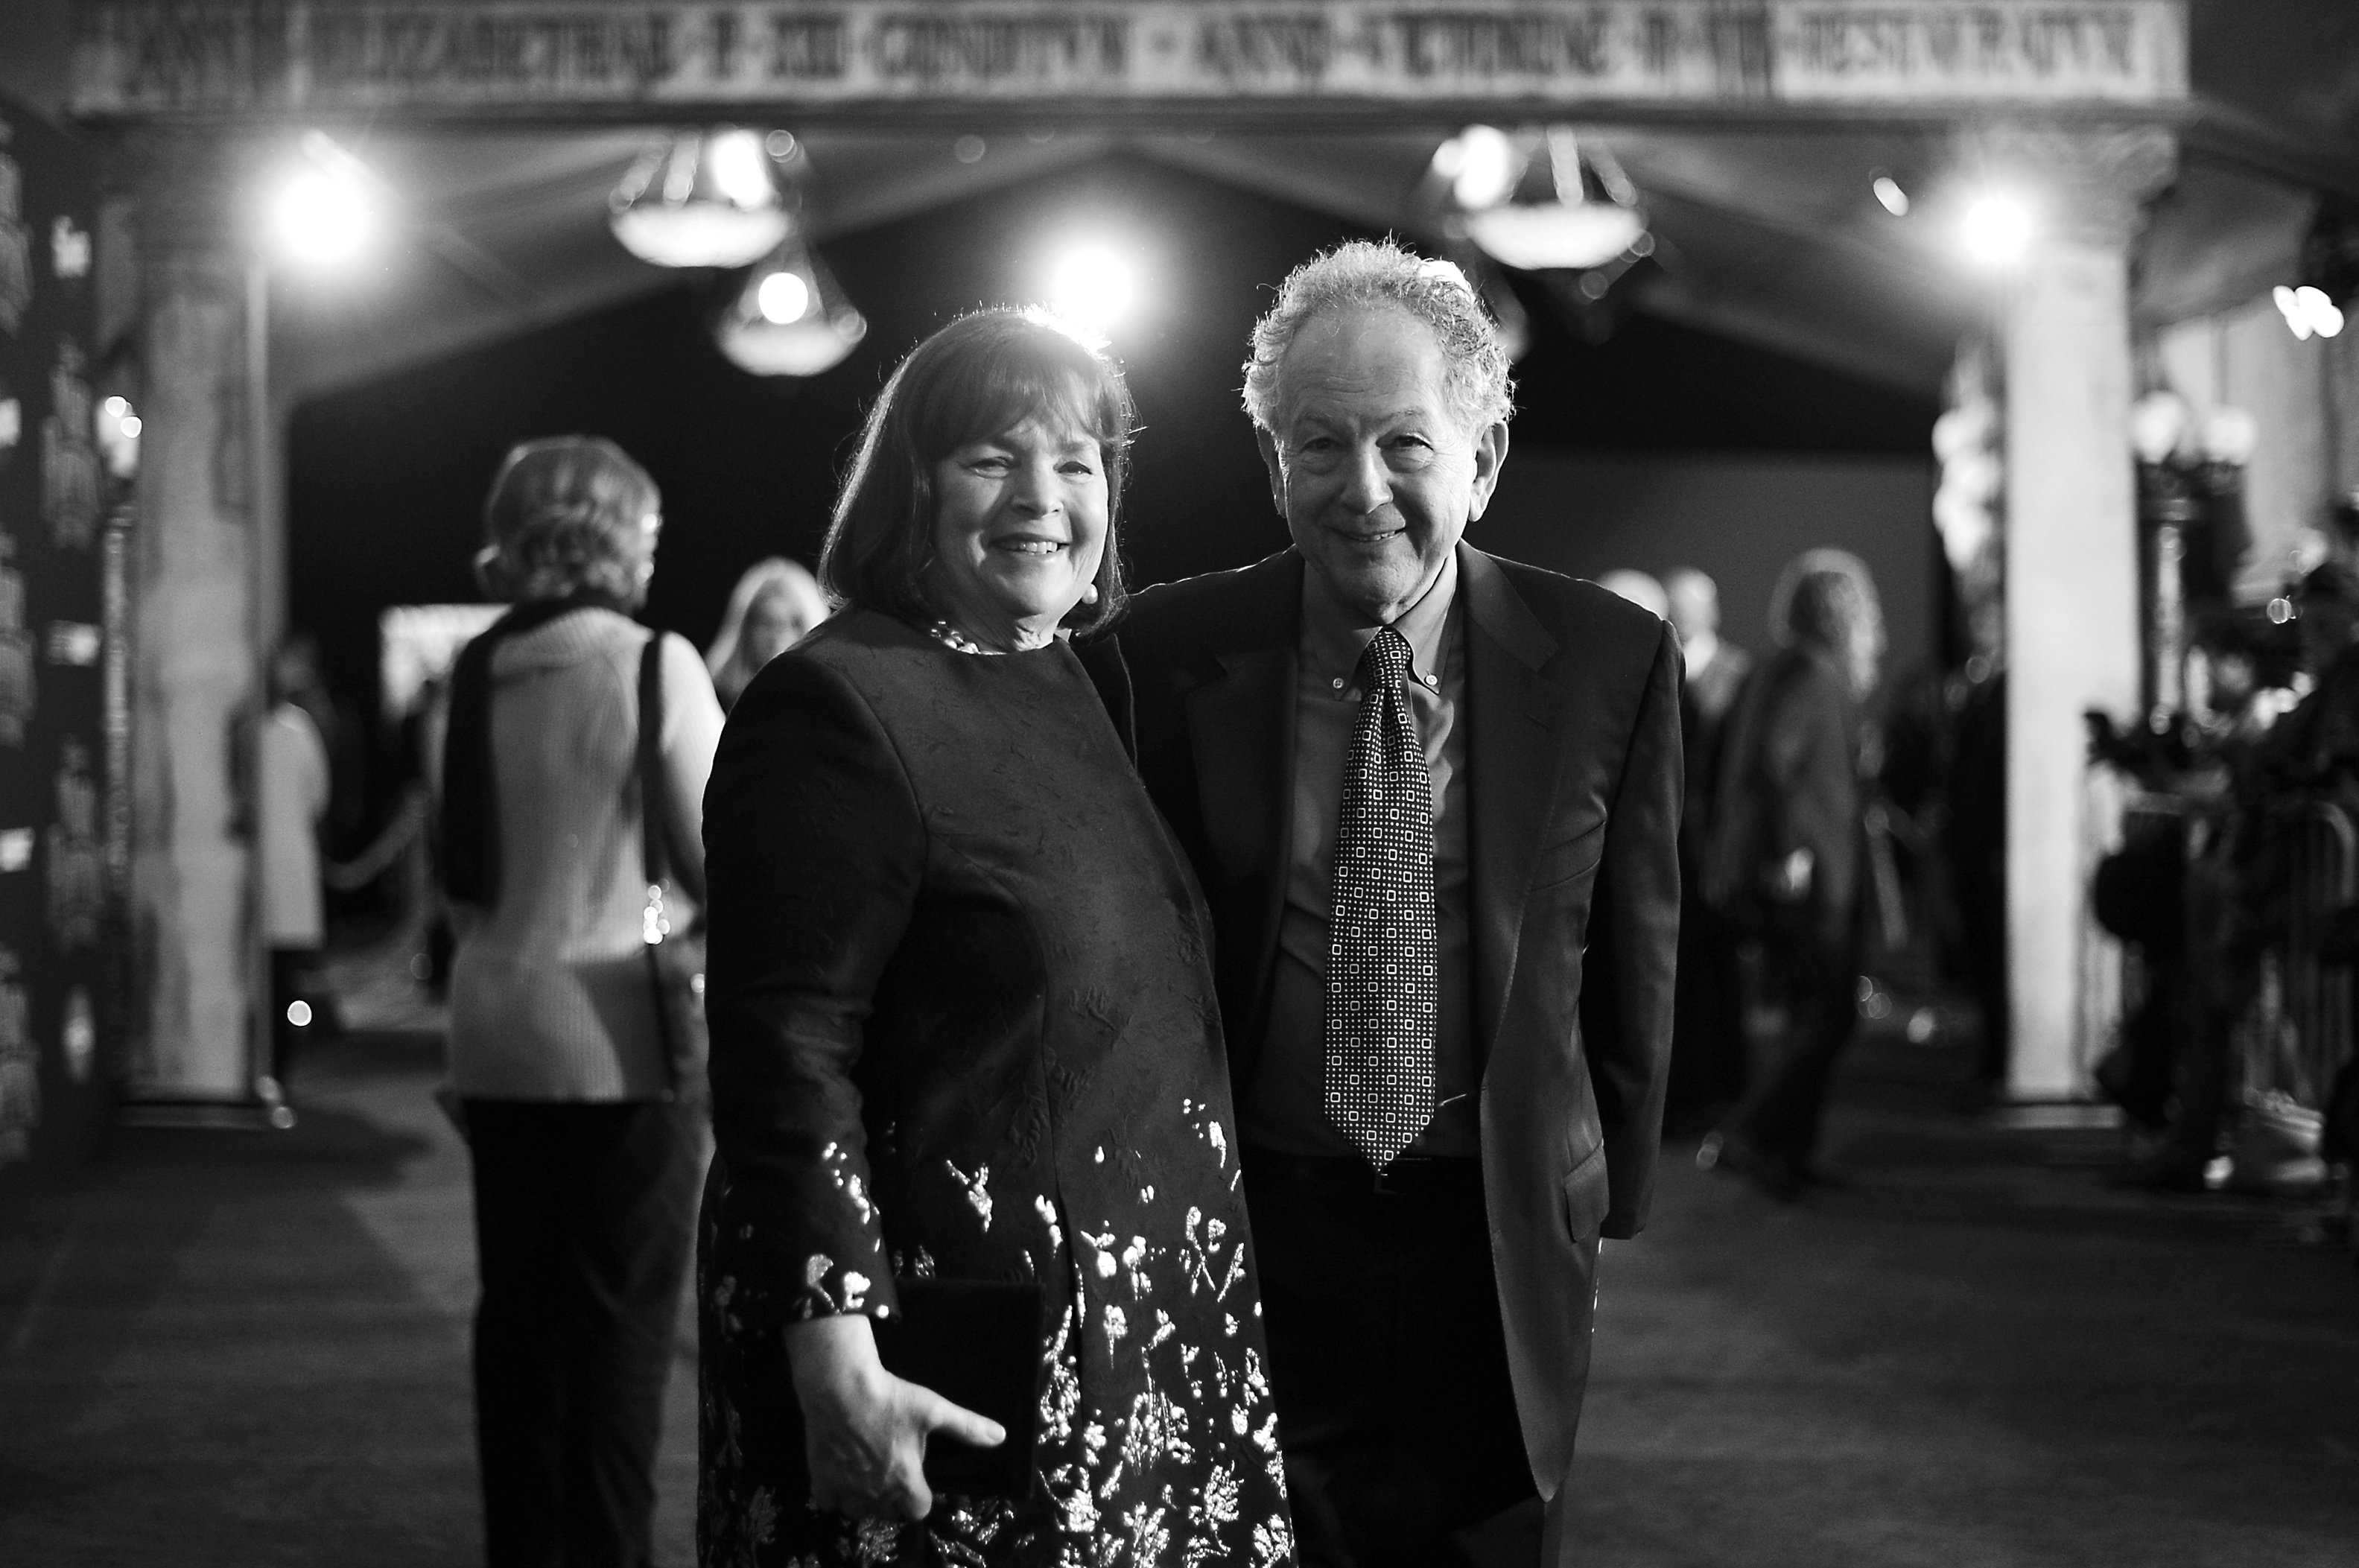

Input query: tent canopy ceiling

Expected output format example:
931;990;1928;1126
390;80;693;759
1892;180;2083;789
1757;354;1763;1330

1;1;2343;402
265;113;2311;407
277;119;2005;400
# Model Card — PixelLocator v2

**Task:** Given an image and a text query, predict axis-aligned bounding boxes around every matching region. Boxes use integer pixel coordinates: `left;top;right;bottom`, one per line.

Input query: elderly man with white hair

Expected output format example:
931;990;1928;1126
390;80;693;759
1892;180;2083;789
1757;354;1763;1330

1118;240;1682;1568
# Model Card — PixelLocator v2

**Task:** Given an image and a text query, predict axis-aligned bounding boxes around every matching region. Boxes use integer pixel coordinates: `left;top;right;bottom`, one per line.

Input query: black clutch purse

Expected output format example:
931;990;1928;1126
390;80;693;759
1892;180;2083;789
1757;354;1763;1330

873;1278;1043;1499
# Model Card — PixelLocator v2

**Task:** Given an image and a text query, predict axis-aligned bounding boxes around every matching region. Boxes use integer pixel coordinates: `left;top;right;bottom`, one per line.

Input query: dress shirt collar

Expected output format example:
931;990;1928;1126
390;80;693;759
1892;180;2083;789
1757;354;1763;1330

1298;549;1460;695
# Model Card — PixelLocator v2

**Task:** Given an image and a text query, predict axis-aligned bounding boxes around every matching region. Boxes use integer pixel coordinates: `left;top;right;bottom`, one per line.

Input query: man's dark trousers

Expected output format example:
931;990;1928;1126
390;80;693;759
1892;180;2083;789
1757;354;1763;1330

1245;1152;1537;1568
466;1099;700;1568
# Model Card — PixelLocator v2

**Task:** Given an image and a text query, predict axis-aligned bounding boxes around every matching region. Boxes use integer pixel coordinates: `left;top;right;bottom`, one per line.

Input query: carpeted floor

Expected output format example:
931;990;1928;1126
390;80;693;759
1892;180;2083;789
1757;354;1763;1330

1;1024;2353;1567
0;1031;696;1567
1573;1045;2359;1567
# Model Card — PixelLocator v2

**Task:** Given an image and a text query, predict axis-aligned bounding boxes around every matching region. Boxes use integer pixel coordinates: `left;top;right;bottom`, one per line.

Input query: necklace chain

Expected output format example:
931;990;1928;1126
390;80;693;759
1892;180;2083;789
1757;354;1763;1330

927;619;1002;656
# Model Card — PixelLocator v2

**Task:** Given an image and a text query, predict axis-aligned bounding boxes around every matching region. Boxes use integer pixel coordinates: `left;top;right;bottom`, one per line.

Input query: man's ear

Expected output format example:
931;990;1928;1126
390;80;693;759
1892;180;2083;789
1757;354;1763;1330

1255;428;1286;518
1466;419;1510;523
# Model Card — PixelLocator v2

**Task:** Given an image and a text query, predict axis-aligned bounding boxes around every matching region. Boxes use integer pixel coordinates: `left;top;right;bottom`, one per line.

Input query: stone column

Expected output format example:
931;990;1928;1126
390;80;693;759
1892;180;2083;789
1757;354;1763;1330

1989;126;2177;1101
127;138;266;1102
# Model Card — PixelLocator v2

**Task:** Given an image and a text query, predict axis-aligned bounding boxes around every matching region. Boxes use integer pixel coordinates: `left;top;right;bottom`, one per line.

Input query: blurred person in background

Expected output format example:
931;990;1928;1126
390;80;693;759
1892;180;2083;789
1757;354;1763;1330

436;435;725;1568
270;631;371;853
259;638;331;1094
705;556;829;711
1940;601;2007;1110
1663;568;1753;1137
1702;550;1885;1201
2115;563;2359;1189
1596;567;1669;620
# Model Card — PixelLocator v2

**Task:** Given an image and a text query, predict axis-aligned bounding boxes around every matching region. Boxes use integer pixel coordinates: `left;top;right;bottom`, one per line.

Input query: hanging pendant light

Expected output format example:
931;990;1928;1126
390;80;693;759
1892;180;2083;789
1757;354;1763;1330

1441;126;1648;275
609;127;796;269
714;239;868;377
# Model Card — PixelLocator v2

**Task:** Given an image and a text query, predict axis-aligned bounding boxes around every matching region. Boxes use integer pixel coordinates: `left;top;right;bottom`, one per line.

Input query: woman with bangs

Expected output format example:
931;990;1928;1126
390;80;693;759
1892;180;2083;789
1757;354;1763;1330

696;309;1295;1567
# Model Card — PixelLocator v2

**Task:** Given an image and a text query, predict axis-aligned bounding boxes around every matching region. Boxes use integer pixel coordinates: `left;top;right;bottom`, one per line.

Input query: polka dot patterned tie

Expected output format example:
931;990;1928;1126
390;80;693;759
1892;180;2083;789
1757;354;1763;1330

1323;624;1438;1169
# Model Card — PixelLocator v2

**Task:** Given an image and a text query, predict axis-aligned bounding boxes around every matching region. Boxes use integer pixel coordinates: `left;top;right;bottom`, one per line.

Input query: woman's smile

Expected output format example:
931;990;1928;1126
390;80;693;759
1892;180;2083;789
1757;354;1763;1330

929;416;1108;650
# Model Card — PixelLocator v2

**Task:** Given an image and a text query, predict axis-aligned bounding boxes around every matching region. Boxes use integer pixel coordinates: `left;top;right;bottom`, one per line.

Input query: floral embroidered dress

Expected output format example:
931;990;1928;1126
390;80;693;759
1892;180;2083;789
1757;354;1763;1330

696;609;1295;1568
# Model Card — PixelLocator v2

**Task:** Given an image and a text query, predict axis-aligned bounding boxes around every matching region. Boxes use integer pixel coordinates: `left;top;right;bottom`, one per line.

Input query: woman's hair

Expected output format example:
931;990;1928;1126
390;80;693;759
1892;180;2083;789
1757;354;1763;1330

1771;548;1885;695
476;436;661;606
819;309;1136;636
706;556;828;695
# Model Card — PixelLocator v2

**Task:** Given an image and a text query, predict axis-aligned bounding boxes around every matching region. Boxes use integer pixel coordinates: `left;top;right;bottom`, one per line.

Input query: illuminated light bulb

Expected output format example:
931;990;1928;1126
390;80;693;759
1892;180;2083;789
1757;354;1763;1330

2277;285;2346;340
1444;125;1518;210
98;395;142;478
1048;244;1138;340
1455;126;1648;273
271;167;375;266
1872;174;1911;216
757;271;810;324
705;128;775;209
1960;193;2034;269
609;127;797;269
717;241;866;377
2197;406;2258;466
2130;389;2191;465
1932;487;1993;575
2276;285;2314;340
1931;399;1996;460
287;1000;314;1027
1945;447;2001;504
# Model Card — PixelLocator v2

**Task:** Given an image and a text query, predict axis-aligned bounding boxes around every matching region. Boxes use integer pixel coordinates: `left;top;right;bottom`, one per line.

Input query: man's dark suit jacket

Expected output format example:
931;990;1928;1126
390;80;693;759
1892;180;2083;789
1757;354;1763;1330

1115;543;1683;1543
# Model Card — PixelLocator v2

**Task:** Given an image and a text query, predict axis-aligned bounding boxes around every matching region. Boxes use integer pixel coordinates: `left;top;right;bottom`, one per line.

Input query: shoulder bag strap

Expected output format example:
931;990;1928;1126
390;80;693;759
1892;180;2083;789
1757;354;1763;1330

637;633;683;1096
637;632;672;893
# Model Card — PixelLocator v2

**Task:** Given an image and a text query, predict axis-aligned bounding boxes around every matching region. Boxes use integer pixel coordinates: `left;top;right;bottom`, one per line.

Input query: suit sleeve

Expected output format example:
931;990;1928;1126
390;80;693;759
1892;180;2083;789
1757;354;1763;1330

701;653;922;1328
1585;618;1683;1240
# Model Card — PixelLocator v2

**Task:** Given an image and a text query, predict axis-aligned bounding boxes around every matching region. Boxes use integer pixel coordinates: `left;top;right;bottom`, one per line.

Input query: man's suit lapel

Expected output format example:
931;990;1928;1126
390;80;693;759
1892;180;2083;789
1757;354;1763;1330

1181;550;1304;1075
1461;546;1566;1059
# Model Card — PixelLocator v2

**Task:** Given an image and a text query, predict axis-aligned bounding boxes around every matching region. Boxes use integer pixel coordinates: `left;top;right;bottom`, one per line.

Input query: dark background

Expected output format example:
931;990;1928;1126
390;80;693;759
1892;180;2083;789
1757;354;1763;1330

289;153;1937;775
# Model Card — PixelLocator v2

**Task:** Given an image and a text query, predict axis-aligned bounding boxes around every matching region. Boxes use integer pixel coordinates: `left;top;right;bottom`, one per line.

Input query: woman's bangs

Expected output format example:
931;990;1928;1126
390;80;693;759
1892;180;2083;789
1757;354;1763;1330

925;332;1127;458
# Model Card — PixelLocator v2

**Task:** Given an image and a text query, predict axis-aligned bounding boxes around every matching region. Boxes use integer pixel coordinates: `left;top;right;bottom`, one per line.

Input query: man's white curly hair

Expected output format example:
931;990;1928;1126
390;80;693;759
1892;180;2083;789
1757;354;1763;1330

1242;239;1516;435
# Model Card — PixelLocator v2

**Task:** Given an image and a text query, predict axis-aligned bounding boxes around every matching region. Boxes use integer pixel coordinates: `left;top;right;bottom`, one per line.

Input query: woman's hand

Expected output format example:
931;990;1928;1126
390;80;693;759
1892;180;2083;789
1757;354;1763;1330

784;1313;1006;1522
